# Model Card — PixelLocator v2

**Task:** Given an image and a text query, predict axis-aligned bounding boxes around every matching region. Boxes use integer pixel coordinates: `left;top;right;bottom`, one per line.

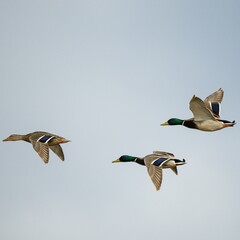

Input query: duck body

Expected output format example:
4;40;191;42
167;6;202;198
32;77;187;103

192;119;235;132
3;131;70;163
182;118;235;132
112;151;186;191
161;88;236;131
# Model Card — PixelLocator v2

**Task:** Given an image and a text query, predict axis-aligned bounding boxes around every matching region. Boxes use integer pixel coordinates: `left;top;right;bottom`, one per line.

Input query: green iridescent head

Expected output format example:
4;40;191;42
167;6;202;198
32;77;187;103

161;118;184;126
112;155;137;163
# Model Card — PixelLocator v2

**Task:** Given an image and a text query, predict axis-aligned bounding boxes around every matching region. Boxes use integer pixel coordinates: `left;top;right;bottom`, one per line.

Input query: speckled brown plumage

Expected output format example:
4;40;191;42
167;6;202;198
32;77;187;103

3;131;70;163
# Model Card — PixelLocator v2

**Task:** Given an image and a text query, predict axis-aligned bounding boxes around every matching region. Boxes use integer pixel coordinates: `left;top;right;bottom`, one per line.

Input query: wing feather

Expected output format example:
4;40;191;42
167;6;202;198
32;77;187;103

189;96;215;121
50;145;64;161
152;151;175;158
146;164;163;191
31;141;49;163
143;152;169;191
204;88;224;118
204;88;224;103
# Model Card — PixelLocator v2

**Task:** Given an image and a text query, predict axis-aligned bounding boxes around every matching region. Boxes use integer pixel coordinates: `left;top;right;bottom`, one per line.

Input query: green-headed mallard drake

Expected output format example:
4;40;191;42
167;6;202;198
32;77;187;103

112;151;186;191
3;131;70;163
161;88;236;131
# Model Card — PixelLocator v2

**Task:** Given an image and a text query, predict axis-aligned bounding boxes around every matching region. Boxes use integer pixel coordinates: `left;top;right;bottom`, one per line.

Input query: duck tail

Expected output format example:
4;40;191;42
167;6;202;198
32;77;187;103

223;120;236;128
230;120;236;126
170;166;178;175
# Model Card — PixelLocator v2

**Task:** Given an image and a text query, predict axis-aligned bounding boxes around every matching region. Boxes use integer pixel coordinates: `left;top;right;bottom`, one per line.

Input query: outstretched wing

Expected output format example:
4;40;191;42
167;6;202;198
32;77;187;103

152;151;175;158
30;140;49;163
50;145;64;161
204;88;224;103
189;96;215;121
144;153;168;191
204;88;224;118
146;164;163;191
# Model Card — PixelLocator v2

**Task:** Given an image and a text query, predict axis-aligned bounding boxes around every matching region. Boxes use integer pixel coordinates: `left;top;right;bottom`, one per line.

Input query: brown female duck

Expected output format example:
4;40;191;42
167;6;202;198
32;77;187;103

3;131;70;163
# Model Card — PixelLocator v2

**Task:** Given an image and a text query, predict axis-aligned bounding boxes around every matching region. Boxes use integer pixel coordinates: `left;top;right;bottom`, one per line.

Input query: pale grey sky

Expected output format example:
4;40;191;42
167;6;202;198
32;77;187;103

0;1;240;239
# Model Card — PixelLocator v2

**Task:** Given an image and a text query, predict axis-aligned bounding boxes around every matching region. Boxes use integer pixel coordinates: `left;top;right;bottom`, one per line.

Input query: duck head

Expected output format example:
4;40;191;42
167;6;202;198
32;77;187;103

161;118;184;126
112;155;137;163
2;134;23;141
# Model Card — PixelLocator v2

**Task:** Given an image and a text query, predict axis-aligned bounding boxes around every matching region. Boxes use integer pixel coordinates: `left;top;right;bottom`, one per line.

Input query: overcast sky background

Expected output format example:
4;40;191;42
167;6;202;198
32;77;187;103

0;0;240;239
